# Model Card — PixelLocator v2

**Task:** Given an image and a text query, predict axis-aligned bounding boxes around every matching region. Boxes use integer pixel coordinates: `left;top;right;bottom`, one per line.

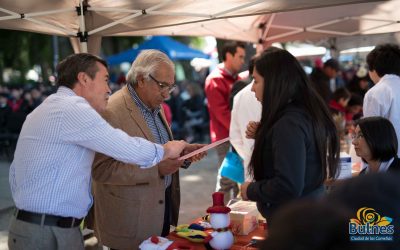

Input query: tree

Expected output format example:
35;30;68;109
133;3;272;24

0;30;31;84
0;30;65;85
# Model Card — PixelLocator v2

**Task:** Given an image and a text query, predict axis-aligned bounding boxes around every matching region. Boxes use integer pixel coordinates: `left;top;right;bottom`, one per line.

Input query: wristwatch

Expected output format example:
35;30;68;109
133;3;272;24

180;159;192;169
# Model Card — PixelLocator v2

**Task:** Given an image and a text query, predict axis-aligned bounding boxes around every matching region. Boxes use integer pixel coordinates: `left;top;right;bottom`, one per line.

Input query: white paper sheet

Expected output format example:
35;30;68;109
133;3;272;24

178;137;230;160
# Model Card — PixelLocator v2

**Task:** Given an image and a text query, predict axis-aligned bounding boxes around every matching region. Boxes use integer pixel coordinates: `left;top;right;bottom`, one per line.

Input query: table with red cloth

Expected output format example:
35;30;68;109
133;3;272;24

167;219;267;250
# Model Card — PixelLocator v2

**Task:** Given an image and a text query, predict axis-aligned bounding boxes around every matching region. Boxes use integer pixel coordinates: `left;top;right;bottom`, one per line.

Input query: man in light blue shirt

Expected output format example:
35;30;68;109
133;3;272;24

8;53;188;250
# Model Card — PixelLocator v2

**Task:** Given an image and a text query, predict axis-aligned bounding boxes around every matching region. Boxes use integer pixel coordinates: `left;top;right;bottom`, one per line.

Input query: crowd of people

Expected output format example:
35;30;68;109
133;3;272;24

0;84;56;159
0;84;55;134
311;58;370;138
0;47;374;160
0;79;209;161
2;42;400;249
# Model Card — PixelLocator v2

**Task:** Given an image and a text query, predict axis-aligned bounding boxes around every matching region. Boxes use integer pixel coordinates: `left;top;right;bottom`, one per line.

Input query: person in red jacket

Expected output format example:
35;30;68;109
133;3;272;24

329;87;351;137
205;41;245;203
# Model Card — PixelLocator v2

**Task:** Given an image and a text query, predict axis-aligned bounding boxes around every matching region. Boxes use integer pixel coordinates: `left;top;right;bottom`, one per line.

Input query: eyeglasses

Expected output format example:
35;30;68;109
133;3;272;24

351;133;364;140
148;74;176;94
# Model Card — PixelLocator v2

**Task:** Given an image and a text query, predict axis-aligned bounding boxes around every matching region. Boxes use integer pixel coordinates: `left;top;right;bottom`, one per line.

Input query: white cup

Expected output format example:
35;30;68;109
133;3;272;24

338;152;352;179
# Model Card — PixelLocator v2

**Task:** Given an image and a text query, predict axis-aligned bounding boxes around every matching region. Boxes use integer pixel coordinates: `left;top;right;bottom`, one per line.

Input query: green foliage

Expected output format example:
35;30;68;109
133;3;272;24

172;36;205;50
0;30;55;85
101;36;145;57
0;32;207;85
0;30;30;83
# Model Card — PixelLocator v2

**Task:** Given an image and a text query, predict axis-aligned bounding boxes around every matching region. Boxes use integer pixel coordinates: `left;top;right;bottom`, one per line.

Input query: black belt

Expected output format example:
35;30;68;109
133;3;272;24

14;209;82;228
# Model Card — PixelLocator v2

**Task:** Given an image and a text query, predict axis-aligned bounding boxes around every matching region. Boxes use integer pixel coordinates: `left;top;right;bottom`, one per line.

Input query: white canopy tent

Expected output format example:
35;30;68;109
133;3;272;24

1;0;394;55
255;1;400;45
333;32;400;51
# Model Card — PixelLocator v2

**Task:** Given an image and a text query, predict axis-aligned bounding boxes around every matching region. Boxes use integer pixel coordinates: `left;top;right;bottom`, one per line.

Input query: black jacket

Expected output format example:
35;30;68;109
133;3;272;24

310;68;331;103
247;103;325;219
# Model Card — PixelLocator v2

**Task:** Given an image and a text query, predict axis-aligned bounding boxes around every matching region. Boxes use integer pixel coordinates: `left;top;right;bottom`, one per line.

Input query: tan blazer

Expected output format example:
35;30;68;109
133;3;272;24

87;86;180;250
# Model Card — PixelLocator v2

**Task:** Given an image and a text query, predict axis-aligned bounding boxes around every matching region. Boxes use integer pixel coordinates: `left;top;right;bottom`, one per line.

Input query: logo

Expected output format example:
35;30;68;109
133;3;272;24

349;207;394;242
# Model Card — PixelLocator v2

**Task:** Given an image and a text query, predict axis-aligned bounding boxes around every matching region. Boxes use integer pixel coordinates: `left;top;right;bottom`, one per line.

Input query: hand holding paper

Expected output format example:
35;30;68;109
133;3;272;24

178;137;230;160
163;140;188;160
158;158;183;177
180;143;207;162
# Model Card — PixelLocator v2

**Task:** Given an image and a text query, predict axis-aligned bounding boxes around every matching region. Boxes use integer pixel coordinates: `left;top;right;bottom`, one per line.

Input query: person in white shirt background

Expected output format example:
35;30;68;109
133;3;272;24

230;57;261;181
364;43;400;156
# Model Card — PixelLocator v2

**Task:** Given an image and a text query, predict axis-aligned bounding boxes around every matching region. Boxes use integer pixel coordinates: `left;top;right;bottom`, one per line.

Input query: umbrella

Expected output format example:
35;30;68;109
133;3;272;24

107;36;209;66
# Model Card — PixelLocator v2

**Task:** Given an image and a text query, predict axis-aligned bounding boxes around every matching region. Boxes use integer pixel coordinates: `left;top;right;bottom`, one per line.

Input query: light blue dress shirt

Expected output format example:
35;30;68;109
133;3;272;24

9;86;164;218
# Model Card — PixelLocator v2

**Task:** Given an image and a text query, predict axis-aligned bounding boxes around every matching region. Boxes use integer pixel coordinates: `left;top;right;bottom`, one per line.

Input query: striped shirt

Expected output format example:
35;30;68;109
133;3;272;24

9;86;164;218
128;84;172;187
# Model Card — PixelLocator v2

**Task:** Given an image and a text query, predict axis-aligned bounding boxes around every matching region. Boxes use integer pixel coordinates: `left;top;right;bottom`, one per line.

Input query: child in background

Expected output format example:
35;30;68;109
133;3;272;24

346;94;363;122
329;87;351;137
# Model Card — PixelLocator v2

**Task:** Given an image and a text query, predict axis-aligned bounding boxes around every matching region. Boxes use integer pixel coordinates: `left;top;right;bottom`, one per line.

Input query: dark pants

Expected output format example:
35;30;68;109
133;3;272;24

216;141;239;204
161;185;172;237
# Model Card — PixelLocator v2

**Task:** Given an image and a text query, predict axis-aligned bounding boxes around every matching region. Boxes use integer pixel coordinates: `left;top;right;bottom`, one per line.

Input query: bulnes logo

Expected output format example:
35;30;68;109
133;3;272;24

349;207;394;242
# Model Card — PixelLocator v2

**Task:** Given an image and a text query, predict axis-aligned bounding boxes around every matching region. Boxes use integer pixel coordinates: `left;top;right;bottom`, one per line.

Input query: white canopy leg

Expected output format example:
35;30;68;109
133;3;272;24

78;0;88;53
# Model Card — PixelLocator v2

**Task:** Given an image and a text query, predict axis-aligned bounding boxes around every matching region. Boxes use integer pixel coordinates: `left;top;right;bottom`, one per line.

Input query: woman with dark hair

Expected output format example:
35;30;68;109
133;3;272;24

352;116;400;174
240;47;340;219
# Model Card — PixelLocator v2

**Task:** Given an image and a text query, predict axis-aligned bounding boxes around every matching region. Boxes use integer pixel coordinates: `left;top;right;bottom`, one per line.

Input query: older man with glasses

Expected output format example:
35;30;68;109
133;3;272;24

87;49;205;250
148;74;177;93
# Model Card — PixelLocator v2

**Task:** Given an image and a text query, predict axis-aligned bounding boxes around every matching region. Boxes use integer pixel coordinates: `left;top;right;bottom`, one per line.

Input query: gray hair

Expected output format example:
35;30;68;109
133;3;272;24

126;49;175;86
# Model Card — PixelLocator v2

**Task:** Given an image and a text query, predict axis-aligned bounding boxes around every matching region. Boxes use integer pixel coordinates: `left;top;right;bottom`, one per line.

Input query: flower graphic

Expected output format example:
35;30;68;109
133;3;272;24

350;207;392;226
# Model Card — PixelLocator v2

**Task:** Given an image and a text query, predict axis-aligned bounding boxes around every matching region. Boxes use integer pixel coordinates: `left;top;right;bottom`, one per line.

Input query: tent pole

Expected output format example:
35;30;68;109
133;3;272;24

265;28;303;42
52;35;59;73
329;38;339;59
213;0;265;17
307;28;349;36
78;0;88;53
261;13;276;41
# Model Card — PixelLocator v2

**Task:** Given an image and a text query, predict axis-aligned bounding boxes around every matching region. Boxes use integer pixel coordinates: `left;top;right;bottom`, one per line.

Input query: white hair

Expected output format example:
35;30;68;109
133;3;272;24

126;49;174;86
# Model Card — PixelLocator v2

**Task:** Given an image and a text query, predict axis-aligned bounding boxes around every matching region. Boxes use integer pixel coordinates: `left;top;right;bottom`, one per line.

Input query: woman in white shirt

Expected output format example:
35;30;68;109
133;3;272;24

352;116;400;174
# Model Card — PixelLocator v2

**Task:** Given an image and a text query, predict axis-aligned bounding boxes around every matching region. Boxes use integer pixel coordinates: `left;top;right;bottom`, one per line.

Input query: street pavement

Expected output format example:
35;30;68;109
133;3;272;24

0;149;220;250
0;160;13;250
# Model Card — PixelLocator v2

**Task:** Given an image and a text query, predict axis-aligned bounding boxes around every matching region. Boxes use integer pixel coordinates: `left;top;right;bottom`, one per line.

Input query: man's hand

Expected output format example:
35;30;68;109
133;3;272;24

245;121;260;139
158;159;184;177
163;140;188;160
240;181;251;200
182;143;207;162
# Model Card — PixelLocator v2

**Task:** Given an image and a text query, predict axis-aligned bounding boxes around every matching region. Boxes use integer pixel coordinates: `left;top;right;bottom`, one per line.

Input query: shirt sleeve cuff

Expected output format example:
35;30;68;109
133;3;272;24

154;143;164;162
139;143;164;169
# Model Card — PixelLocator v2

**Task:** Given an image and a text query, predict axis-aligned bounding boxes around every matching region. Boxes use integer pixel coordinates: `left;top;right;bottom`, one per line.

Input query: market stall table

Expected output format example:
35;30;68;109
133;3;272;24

168;220;266;250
